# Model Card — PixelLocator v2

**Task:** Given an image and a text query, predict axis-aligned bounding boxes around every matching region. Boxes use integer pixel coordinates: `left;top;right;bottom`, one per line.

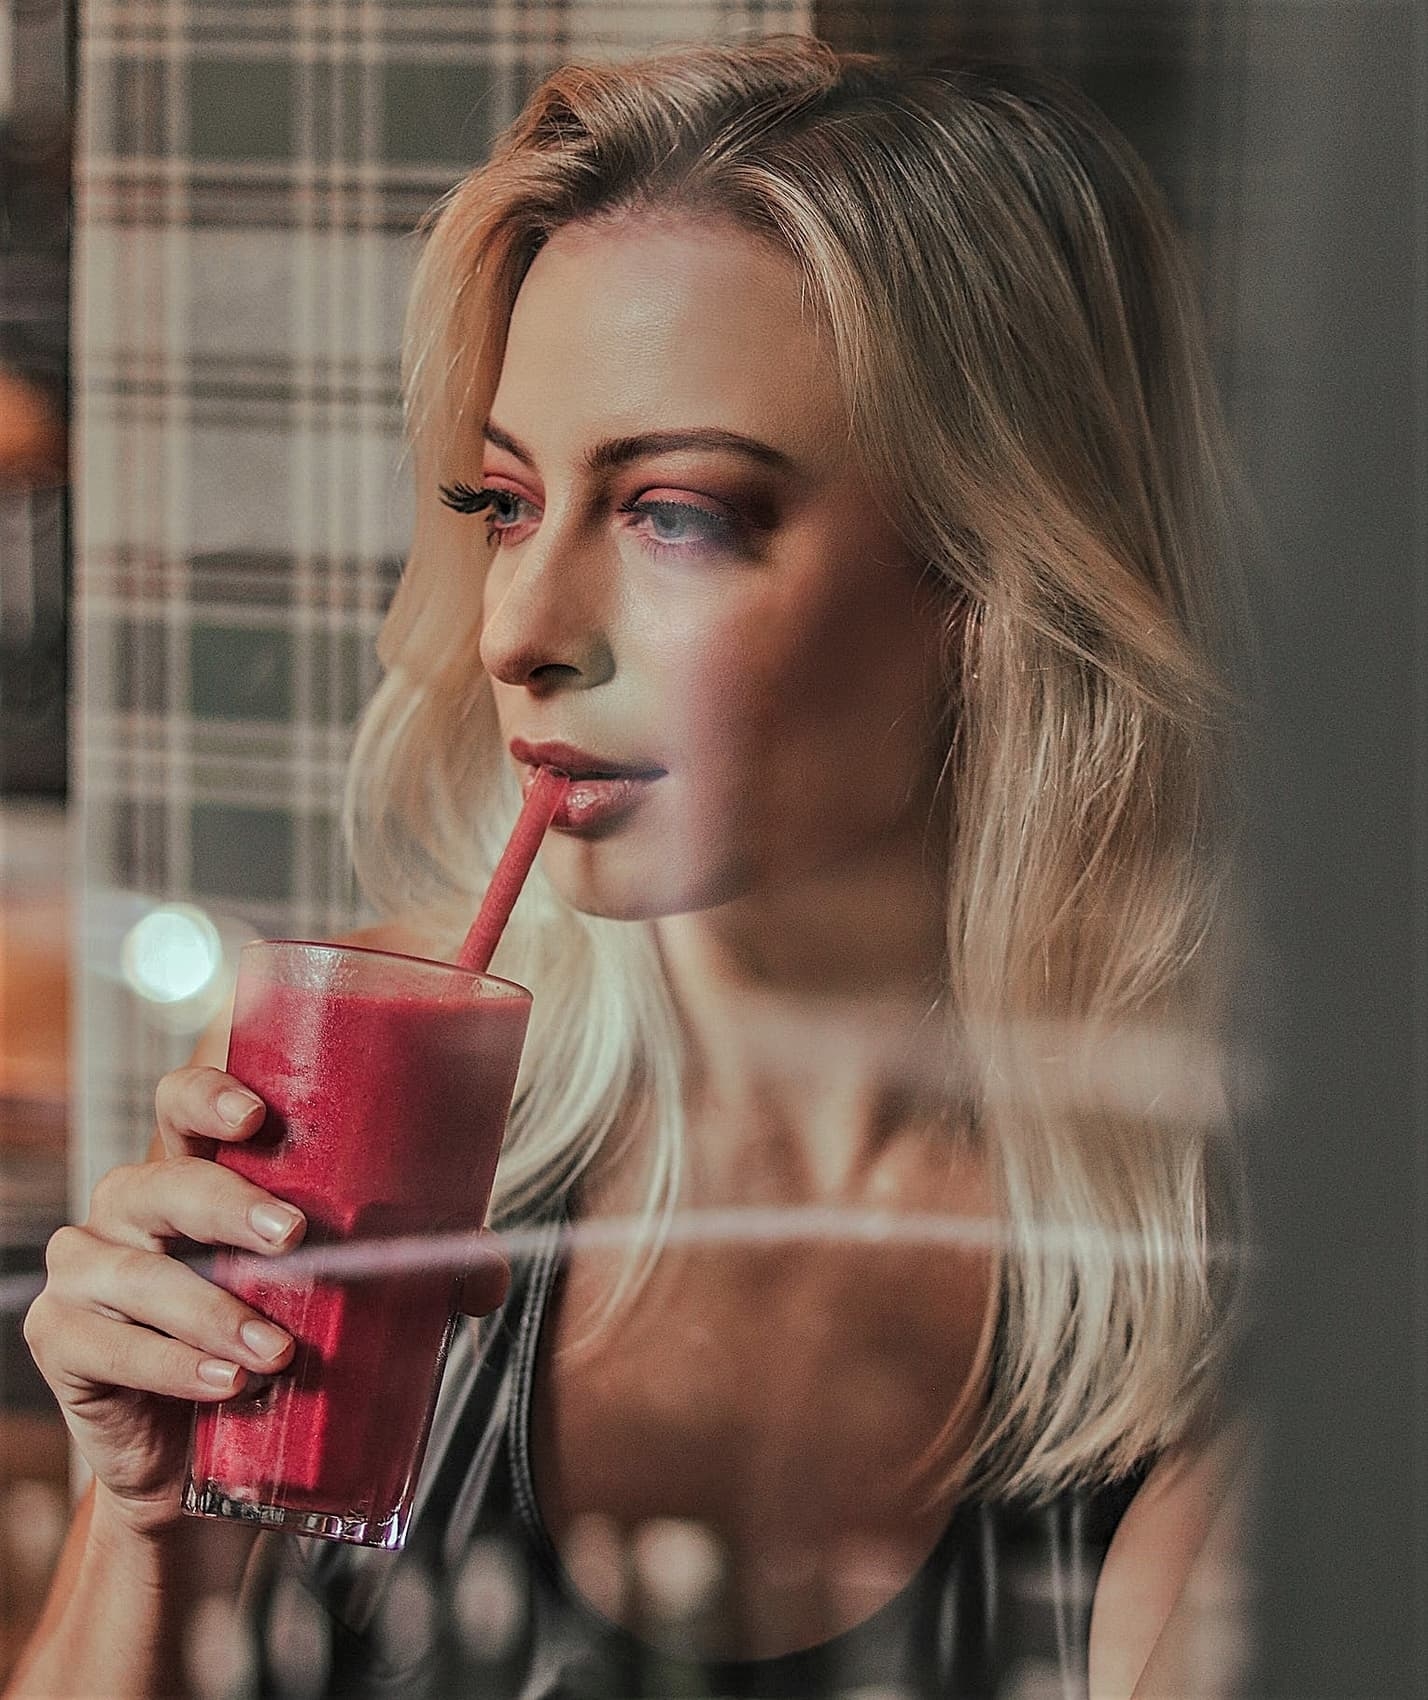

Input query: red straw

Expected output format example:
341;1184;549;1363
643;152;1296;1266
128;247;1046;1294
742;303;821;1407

457;767;570;973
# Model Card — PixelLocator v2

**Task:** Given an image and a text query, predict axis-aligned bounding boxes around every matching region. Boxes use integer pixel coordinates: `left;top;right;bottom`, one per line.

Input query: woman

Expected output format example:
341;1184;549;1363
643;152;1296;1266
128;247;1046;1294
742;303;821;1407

12;36;1255;1699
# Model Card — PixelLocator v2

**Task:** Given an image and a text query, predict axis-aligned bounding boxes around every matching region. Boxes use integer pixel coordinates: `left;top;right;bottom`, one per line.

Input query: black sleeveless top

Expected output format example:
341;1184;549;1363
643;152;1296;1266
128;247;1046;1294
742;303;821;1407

247;1209;1151;1699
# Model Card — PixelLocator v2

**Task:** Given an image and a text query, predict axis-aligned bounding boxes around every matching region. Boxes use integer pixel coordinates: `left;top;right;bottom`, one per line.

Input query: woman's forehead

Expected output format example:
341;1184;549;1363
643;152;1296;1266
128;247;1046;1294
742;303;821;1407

490;214;845;464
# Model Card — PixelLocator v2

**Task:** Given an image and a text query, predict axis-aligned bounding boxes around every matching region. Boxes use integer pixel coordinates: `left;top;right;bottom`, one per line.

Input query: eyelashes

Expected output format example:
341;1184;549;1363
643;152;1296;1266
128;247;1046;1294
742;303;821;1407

438;481;534;550
436;481;743;557
437;481;506;516
437;480;483;510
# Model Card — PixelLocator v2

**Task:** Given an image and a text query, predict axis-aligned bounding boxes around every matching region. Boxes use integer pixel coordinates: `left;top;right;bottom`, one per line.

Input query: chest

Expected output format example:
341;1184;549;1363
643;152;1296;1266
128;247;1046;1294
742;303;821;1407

527;1229;994;1657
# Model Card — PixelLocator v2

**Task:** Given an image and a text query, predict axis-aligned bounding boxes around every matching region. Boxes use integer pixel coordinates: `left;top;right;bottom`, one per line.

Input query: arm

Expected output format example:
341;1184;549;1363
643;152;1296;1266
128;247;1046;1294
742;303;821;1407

4;1482;265;1699
1087;1413;1257;1700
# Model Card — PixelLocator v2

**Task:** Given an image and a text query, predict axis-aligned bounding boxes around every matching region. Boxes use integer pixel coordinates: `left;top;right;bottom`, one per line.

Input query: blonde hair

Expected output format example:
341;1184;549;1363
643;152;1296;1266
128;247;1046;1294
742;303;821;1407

344;35;1257;1499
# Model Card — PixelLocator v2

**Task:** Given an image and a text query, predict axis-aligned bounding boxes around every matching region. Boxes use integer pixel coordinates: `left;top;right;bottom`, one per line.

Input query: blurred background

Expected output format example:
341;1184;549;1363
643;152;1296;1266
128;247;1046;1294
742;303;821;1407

0;0;1423;1694
0;0;70;1673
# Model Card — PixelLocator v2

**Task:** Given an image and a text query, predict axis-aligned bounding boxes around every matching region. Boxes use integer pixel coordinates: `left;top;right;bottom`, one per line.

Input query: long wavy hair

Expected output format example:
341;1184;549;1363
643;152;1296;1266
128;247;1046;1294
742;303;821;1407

344;35;1257;1500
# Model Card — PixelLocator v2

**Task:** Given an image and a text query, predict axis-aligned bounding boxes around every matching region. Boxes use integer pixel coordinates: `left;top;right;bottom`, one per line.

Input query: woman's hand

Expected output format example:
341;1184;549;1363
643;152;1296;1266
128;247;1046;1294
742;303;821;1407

22;1065;307;1541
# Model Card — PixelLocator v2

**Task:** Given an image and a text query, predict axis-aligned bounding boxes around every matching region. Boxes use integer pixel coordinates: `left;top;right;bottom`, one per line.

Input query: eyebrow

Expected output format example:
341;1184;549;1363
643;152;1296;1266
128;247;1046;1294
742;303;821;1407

482;419;797;477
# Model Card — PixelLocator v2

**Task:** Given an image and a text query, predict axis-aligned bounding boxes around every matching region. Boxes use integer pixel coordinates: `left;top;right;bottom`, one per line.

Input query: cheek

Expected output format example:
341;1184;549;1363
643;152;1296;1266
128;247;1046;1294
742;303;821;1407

649;556;945;857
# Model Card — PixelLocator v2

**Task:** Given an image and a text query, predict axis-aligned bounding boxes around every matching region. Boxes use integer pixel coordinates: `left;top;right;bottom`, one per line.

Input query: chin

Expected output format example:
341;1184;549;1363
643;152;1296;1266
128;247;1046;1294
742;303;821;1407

540;834;754;923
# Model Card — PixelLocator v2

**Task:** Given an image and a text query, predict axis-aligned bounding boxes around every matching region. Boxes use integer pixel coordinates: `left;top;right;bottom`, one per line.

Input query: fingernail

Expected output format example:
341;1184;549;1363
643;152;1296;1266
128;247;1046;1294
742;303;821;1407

249;1201;303;1243
198;1358;240;1389
240;1319;290;1360
217;1090;262;1128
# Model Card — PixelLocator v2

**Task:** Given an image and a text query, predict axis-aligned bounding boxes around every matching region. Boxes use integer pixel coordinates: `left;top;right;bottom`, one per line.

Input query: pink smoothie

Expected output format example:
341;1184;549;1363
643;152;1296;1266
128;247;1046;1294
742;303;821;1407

186;950;529;1544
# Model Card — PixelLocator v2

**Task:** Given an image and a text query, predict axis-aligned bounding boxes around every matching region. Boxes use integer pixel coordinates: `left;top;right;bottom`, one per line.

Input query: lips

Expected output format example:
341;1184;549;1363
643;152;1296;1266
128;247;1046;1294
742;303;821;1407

509;739;665;831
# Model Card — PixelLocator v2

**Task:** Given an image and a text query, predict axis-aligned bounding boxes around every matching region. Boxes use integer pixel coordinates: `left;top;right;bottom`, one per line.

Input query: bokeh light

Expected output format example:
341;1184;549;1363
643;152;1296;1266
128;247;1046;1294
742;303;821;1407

452;1538;527;1662
119;903;223;1005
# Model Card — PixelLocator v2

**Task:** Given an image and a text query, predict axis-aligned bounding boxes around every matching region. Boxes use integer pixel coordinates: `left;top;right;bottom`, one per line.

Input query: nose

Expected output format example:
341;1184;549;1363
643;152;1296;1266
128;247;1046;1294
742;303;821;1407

478;525;615;694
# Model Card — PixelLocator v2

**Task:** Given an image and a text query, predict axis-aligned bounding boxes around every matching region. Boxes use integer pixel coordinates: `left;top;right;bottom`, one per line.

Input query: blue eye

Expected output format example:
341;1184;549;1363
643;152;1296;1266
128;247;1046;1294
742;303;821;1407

621;500;737;555
437;482;533;543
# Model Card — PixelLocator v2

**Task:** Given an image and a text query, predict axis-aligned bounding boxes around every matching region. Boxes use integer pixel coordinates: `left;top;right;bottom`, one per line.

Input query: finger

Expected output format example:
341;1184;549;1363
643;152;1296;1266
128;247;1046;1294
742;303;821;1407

154;1066;266;1158
83;1160;306;1257
40;1304;260;1404
37;1237;296;1377
456;1234;512;1317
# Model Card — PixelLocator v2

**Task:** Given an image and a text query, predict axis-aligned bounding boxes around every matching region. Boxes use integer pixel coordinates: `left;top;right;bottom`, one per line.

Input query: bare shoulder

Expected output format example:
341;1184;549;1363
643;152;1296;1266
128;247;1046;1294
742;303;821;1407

1087;1412;1257;1700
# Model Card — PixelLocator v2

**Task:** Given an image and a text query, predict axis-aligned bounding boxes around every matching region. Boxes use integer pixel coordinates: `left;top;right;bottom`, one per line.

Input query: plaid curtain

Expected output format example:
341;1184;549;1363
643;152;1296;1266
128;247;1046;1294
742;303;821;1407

72;0;811;1201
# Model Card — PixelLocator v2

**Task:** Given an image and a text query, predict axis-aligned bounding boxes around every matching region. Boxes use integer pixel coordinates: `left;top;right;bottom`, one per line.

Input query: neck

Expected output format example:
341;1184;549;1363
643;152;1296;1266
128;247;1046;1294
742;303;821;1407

652;832;953;1197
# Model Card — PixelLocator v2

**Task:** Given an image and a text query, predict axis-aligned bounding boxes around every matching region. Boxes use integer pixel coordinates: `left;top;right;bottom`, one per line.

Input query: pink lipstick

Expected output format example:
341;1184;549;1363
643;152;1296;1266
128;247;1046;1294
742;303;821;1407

509;739;665;832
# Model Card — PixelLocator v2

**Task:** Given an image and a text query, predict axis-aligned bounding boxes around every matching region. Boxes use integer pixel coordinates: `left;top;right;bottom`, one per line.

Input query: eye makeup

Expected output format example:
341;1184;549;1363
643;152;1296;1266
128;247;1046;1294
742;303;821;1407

437;479;767;562
616;494;740;555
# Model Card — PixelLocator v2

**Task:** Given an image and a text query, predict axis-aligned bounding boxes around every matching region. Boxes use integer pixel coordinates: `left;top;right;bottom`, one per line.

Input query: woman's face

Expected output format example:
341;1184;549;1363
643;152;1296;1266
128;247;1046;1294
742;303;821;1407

470;212;948;920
